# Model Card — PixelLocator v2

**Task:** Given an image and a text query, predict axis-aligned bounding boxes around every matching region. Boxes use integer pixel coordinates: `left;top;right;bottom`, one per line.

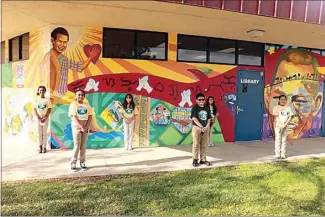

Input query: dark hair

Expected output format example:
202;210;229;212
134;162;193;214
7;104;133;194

75;89;85;96
51;27;69;41
122;94;135;110
206;96;216;106
196;93;205;99
278;94;287;105
206;96;217;113
36;86;46;96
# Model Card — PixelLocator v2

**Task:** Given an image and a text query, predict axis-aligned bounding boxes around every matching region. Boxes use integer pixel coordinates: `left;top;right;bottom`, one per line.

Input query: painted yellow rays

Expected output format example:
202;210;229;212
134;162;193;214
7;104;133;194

21;27;233;88
317;67;325;75
12;30;46;88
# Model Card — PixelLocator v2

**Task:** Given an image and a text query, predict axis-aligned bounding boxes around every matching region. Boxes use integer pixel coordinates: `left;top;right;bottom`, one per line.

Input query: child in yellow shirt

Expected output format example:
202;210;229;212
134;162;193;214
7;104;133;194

68;90;93;170
120;94;139;151
34;86;52;153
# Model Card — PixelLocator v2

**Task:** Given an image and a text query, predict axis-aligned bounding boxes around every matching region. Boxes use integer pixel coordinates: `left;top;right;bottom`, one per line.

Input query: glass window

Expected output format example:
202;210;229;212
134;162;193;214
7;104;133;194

209;38;236;64
237;41;264;66
178;35;207;62
103;29;135;58
1;41;5;64
21;33;29;60
9;37;19;62
135;31;167;60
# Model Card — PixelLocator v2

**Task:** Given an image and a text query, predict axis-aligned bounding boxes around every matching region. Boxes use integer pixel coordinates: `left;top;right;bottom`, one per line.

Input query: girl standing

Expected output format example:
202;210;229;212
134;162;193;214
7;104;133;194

206;96;219;147
69;90;93;170
272;95;293;159
120;94;139;151
34;86;52;153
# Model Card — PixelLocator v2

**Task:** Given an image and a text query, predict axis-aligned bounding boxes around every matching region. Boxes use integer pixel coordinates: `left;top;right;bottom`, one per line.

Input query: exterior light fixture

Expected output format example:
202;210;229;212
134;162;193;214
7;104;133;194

247;29;265;38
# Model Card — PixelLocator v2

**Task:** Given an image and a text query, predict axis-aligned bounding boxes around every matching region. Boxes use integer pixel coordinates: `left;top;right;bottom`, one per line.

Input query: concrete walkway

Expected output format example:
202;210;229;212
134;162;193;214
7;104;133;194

2;137;325;182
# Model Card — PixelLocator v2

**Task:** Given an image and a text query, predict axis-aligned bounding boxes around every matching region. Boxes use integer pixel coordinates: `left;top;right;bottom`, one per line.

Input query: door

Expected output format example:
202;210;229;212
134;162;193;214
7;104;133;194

235;70;264;141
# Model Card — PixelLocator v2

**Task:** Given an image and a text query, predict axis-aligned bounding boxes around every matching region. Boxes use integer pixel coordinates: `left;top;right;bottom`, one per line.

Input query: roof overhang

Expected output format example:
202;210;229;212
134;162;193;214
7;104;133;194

2;0;325;49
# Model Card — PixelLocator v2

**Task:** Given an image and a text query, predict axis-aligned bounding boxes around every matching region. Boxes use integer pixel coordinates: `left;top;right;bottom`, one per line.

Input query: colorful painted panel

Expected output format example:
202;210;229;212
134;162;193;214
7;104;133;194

263;45;325;140
2;88;38;146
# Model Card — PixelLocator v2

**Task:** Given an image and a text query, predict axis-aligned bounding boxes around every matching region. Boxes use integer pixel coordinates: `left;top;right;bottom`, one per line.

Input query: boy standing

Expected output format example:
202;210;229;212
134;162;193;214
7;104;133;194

191;93;212;167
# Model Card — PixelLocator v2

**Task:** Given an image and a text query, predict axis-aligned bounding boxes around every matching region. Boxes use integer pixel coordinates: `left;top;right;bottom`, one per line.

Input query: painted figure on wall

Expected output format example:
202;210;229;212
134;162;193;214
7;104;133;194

41;27;108;135
265;49;323;139
41;27;100;105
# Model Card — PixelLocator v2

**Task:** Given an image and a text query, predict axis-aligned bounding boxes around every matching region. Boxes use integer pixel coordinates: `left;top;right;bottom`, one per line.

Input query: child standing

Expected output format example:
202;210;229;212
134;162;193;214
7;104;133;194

191;93;212;167
34;86;52;153
206;96;219;147
272;94;293;159
120;94;139;151
69;90;93;170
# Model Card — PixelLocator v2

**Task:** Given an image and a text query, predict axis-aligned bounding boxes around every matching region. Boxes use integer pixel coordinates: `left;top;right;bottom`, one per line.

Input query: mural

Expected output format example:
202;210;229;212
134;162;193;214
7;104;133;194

2;88;38;145
2;25;325;149
263;45;325;140
150;104;171;127
42;26;234;148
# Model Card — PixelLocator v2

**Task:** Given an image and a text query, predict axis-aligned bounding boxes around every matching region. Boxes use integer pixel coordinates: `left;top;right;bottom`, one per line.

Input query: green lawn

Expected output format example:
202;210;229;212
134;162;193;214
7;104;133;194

2;158;325;216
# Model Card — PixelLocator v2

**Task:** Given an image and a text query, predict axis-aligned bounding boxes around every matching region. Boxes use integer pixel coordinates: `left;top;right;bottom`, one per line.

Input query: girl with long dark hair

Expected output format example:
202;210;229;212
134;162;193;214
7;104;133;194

120;94;139;151
206;96;219;147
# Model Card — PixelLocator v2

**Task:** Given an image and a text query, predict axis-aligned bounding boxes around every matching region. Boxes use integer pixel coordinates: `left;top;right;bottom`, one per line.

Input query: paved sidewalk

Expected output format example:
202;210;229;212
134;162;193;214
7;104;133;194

2;137;325;182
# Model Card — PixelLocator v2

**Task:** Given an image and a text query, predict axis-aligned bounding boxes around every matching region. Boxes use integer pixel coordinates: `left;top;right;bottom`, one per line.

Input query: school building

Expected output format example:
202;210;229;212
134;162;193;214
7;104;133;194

2;0;325;149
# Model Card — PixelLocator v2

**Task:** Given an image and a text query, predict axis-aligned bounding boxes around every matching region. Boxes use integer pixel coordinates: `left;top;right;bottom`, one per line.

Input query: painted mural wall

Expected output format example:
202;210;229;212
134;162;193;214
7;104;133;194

2;25;325;149
263;45;325;140
2;27;51;147
44;26;233;149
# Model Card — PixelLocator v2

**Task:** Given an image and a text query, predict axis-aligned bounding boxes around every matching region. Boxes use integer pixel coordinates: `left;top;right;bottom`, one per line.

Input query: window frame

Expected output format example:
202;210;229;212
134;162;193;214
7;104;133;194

177;34;265;67
9;36;19;62
102;27;168;61
237;39;265;67
9;32;29;62
208;37;237;65
177;34;209;64
20;33;30;61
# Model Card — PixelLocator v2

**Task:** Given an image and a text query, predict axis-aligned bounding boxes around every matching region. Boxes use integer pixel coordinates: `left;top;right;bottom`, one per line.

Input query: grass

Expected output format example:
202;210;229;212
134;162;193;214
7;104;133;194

2;158;325;216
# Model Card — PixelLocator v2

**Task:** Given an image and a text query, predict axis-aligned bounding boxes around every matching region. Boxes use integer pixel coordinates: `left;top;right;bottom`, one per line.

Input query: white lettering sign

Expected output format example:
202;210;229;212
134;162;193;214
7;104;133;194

240;79;259;84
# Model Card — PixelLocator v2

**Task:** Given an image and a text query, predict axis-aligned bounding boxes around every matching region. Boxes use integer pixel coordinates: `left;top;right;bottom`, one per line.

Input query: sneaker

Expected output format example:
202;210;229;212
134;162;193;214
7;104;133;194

200;160;212;166
80;162;87;170
43;148;47;153
71;162;77;170
192;159;199;167
39;146;43;154
280;156;286;159
208;143;213;147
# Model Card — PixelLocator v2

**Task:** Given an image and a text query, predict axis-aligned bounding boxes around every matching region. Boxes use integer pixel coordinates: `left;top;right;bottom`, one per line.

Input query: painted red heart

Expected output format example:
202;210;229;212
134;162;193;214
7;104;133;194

83;44;102;64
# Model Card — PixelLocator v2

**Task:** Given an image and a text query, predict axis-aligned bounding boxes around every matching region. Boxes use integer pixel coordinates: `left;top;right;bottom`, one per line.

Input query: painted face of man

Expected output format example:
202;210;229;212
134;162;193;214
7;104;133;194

265;56;322;139
51;33;68;54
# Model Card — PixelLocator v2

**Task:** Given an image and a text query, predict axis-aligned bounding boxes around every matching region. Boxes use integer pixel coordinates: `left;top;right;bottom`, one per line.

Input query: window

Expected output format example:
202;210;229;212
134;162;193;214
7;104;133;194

177;34;264;66
103;28;167;60
21;33;29;60
9;32;29;62
209;38;236;64
9;37;19;62
103;29;135;58
177;35;207;62
135;31;167;60
237;41;264;66
1;41;5;64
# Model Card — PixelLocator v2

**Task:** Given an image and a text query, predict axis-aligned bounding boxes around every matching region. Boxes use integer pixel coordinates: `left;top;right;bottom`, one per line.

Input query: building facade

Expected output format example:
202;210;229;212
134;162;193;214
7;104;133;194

2;2;325;149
